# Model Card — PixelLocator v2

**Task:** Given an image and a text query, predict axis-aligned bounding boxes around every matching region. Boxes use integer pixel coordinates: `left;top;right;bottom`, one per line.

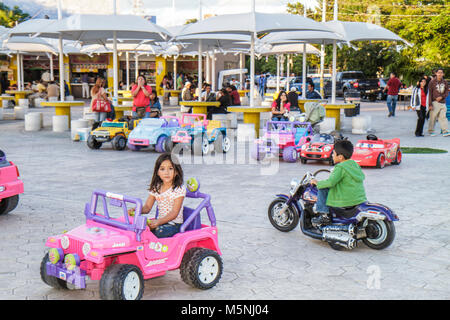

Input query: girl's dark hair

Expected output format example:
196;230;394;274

148;153;183;193
334;140;354;160
136;74;146;83
275;90;287;107
417;77;428;92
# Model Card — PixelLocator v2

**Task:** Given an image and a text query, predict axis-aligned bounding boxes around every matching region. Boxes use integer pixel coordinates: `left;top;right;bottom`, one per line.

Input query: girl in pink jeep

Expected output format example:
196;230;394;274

139;153;186;238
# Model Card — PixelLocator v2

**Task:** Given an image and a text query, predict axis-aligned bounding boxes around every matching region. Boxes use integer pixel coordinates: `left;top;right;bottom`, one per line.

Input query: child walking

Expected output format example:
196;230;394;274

133;153;186;238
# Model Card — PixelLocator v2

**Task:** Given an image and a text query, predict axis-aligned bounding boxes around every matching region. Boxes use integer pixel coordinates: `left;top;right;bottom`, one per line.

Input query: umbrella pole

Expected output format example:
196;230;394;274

113;31;118;106
205;53;210;84
21;54;24;90
198;40;202;101
126;51;129;90
212;52;216;92
302;44;306;99
276;55;280;93
239;53;243;90
50;54;54;81
331;40;337;104
174;56;177;89
250;32;255;107
320;40;325;98
286;54;290;91
17;53;21;91
135;51;139;79
58;36;65;101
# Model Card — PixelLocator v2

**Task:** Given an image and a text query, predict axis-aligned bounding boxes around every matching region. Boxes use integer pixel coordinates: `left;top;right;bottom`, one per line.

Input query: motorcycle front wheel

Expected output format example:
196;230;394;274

268;197;299;232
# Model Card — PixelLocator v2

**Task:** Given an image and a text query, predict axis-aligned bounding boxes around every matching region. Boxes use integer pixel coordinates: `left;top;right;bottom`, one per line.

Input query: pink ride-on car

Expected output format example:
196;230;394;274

0;150;24;216
40;178;223;300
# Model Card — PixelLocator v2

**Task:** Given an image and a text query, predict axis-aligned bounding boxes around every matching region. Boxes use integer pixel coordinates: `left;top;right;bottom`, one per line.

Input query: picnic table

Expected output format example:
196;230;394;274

179;101;220;114
40;100;85;128
5;90;33;104
238;90;249;97
0;96;15;107
227;106;272;138
322;103;355;130
164;89;181;97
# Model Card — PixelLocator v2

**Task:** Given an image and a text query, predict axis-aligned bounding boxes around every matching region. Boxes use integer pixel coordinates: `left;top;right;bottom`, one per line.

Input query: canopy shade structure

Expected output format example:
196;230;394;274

175;11;334;107
2;36;58;54
323;21;409;44
176;12;334;36
21;15;171;45
260;30;345;45
9;14;172;103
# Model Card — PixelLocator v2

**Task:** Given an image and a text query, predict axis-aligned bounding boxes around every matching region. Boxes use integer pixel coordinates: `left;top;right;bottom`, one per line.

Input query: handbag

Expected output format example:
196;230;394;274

92;98;111;113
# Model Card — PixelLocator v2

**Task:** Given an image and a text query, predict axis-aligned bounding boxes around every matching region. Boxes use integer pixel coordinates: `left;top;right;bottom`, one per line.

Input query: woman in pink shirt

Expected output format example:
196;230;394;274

271;91;291;121
131;75;152;118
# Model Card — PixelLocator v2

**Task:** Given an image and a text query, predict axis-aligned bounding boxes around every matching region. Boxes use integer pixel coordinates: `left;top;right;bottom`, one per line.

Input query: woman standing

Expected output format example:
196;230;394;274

271;90;291;121
411;77;428;137
131;75;152;118
91;77;110;122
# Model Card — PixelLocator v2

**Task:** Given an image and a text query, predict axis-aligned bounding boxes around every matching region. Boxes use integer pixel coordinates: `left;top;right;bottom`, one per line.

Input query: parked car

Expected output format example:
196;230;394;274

40;179;223;300
289;76;313;93
324;71;380;101
377;78;389;100
0;150;24;215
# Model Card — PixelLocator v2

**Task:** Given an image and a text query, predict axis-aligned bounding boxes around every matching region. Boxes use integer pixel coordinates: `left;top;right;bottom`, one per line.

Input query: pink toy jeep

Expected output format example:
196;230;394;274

0;150;24;215
171;130;192;144
40;179;223;300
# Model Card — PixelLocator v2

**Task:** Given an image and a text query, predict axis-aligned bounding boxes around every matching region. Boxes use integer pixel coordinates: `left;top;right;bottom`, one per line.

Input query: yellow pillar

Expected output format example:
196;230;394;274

107;53;115;91
9;55;18;87
155;56;166;97
63;55;71;93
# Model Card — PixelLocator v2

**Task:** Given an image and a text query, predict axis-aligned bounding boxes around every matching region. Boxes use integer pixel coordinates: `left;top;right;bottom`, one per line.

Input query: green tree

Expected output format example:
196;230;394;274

0;3;30;28
286;1;449;84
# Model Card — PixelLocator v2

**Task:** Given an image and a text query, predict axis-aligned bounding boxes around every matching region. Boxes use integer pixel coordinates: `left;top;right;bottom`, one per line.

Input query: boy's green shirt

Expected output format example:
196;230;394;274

316;159;367;207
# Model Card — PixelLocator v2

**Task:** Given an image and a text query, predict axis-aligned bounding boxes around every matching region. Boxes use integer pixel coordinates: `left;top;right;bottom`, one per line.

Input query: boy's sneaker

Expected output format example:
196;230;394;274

443;131;450;137
311;213;331;226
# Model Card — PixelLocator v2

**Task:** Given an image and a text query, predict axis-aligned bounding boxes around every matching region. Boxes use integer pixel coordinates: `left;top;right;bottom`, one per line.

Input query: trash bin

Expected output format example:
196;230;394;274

344;90;361;117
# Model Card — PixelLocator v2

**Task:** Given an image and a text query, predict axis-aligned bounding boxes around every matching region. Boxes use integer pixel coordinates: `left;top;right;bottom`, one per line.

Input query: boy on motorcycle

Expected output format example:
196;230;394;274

310;140;367;225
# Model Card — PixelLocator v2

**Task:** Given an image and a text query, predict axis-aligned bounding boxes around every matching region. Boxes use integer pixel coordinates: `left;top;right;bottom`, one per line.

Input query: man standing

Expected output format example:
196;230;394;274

81;73;90;99
258;74;266;97
384;72;402;117
428;68;449;137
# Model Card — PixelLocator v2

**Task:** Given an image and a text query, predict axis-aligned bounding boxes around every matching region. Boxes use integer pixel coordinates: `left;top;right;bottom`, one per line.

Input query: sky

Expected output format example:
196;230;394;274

4;0;321;28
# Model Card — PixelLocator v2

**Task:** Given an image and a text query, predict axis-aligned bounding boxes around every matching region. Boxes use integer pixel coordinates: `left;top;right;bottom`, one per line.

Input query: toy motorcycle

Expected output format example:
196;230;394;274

268;169;399;250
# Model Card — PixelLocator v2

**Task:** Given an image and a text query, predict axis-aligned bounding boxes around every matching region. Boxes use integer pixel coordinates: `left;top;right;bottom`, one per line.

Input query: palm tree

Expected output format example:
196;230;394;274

0;3;30;28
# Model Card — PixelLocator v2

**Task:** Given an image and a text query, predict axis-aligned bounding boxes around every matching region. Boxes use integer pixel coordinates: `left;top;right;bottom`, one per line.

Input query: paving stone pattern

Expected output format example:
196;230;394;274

0;100;449;300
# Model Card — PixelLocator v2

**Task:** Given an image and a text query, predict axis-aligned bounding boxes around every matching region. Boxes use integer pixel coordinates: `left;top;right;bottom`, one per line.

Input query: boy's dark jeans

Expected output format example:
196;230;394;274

315;188;329;214
152;223;181;238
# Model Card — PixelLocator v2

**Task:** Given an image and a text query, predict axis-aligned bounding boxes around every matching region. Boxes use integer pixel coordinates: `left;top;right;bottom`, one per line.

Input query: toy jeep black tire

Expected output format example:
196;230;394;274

40;252;68;290
87;135;102;149
180;247;223;290
99;264;144;300
112;135;127;151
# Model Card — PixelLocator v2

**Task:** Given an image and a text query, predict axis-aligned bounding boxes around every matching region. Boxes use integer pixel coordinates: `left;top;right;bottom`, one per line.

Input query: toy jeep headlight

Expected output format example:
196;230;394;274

82;242;91;256
64;253;80;271
49;248;64;264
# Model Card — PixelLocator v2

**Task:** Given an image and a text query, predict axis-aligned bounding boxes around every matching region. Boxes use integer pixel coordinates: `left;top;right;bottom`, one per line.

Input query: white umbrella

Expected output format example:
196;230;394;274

175;9;334;107
2;36;58;90
9;14;171;103
322;20;410;103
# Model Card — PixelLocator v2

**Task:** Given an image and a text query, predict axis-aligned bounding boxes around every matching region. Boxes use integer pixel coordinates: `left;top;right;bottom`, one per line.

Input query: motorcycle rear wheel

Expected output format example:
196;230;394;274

362;219;396;250
268;197;299;232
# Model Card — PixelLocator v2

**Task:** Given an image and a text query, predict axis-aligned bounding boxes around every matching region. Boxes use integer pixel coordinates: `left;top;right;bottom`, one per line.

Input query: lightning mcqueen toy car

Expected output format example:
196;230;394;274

351;134;402;168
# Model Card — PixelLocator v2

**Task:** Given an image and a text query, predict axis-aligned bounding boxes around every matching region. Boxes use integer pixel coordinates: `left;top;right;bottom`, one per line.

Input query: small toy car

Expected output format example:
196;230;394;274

171;130;192;144
0;150;24;215
40;178;223;300
172;114;231;156
127;116;181;152
251;120;313;162
299;133;336;165
351;134;402;168
87;117;141;151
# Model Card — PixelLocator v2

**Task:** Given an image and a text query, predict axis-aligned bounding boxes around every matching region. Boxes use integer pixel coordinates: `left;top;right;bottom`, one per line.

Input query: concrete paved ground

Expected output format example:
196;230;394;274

0;99;449;300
